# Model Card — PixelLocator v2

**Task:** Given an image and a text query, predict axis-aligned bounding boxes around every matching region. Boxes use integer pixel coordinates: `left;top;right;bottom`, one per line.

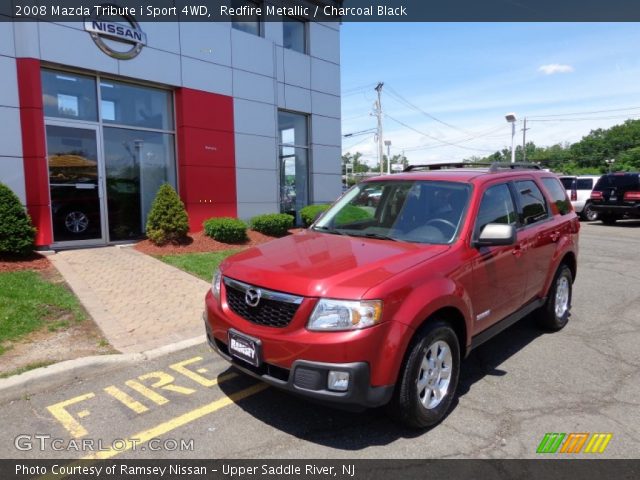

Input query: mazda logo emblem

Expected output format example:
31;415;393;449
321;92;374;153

245;288;261;307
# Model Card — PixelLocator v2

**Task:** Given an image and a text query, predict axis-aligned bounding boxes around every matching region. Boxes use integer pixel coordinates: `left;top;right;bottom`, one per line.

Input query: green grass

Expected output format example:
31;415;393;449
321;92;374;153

0;361;56;379
0;270;86;354
157;250;240;281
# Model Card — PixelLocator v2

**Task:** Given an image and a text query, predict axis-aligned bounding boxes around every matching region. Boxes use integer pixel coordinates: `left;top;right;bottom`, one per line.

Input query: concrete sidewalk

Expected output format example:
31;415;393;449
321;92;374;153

49;246;209;353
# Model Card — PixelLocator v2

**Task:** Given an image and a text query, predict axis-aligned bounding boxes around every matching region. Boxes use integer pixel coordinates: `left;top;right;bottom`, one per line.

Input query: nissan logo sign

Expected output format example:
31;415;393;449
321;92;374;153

245;288;262;307
84;5;146;60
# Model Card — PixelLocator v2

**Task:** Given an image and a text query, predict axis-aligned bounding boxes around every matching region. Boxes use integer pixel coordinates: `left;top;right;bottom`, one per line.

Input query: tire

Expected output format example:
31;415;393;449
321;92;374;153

536;264;572;331
601;214;617;225
580;202;598;222
388;321;460;429
62;209;90;234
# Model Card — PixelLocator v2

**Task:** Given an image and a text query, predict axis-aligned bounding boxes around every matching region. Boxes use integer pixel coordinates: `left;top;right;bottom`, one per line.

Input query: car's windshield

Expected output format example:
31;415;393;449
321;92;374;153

314;180;471;244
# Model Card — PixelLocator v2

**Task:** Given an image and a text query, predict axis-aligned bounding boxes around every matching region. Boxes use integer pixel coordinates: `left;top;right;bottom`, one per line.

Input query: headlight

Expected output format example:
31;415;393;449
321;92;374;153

211;268;222;301
307;299;383;331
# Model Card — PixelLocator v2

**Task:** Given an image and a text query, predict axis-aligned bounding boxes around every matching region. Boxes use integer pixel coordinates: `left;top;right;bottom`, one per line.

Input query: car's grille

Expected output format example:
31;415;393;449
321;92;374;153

224;278;302;328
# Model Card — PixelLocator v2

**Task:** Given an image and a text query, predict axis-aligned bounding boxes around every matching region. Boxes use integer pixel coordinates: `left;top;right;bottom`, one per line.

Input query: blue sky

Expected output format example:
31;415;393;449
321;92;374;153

340;23;640;165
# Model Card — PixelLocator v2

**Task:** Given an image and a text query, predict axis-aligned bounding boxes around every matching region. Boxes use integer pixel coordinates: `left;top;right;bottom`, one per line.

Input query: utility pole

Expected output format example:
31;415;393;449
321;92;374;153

522;117;530;162
374;82;384;174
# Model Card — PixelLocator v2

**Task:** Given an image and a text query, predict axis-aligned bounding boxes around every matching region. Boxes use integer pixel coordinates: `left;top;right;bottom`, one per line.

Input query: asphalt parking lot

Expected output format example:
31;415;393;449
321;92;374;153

1;221;638;459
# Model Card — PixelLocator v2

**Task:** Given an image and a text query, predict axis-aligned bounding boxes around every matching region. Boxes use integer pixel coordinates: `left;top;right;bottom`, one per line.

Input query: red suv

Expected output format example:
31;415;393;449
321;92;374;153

204;163;580;428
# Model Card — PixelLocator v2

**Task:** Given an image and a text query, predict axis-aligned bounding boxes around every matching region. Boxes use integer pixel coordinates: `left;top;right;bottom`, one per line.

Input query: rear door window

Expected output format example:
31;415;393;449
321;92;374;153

542;177;571;215
515;180;549;225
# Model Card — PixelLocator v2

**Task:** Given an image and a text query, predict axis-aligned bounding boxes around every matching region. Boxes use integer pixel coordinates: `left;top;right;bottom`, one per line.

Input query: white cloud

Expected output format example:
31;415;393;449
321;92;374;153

538;64;575;75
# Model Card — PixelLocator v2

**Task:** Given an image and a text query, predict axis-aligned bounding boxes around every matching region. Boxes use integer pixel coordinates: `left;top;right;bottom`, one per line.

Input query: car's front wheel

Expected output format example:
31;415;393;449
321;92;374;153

389;321;460;429
536;264;572;331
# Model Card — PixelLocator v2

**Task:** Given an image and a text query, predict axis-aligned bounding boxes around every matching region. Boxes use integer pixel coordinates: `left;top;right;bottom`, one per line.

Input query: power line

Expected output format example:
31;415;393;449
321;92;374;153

385;113;498;153
398;124;507;152
529;113;640;122
343;135;374;150
528;106;640;119
385;85;473;135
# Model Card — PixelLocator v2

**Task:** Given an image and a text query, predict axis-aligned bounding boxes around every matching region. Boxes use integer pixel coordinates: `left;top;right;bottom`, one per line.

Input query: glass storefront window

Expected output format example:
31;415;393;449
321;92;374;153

42;70;98;121
103;127;176;241
283;18;307;53
100;80;174;130
278;111;309;221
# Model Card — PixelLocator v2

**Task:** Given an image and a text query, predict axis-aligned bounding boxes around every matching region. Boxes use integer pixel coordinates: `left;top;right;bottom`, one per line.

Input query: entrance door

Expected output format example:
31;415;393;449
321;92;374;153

46;124;105;244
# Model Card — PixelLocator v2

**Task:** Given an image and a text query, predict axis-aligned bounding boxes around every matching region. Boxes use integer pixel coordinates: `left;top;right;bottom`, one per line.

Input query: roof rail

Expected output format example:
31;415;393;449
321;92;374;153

402;162;542;173
403;162;492;172
488;162;542;172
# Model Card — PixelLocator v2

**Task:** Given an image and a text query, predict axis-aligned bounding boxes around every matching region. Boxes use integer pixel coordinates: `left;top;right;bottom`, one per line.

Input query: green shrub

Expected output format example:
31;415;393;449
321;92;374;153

0;183;36;256
203;217;248;243
300;204;331;227
145;183;189;245
335;205;373;226
250;213;294;237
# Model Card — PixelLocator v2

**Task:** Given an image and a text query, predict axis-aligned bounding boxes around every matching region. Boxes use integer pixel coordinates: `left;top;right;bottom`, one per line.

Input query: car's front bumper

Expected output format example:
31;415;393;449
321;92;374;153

203;312;394;409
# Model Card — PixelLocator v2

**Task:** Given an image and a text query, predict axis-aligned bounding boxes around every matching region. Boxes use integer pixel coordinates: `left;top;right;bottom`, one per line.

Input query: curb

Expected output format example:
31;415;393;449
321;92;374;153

0;335;206;404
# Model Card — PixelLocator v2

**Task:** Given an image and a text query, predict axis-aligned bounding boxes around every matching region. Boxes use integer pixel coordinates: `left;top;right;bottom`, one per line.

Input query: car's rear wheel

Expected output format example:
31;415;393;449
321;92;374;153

600;214;618;225
63;210;90;234
388;321;460;429
581;202;598;221
536;264;572;331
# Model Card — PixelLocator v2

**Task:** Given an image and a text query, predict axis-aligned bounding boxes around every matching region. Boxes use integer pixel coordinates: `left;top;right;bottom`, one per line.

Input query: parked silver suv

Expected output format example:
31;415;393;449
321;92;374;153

559;175;602;221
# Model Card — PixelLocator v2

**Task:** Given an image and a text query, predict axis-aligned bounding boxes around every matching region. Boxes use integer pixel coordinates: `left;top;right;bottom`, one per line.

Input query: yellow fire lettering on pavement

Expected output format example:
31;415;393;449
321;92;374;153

104;385;149;414
46;392;96;438
169;356;237;387
138;371;197;395
83;382;269;460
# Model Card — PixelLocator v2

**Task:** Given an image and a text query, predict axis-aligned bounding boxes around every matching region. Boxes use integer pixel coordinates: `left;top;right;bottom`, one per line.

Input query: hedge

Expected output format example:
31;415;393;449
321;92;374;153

250;213;294;237
300;204;331;227
0;183;36;256
203;217;248;243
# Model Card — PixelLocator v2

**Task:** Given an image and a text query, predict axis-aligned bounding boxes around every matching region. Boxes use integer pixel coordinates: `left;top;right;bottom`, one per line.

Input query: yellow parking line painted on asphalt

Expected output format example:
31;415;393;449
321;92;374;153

82;382;269;460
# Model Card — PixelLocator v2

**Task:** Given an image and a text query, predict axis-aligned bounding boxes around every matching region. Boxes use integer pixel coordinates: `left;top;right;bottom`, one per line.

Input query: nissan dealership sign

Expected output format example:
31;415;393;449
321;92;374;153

84;6;147;60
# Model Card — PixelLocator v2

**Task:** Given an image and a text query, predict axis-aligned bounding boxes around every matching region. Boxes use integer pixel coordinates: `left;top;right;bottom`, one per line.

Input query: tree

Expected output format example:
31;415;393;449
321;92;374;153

145;183;189;245
342;152;370;175
375;153;408;173
0;183;36;256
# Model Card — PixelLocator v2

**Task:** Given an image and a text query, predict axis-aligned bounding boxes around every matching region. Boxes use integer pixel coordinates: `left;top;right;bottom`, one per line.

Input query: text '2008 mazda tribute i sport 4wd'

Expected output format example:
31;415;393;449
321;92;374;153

204;162;580;428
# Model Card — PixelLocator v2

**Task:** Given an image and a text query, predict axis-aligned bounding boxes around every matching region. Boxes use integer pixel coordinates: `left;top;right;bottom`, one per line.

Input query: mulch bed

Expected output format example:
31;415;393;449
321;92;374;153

134;229;304;256
0;253;51;273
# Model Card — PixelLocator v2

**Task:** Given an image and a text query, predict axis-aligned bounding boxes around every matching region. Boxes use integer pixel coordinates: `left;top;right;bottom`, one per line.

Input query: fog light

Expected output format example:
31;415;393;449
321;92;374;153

327;371;350;392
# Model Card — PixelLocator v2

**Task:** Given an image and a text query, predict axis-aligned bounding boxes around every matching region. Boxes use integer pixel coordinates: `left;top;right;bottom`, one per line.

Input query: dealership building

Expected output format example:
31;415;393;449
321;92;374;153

0;6;342;247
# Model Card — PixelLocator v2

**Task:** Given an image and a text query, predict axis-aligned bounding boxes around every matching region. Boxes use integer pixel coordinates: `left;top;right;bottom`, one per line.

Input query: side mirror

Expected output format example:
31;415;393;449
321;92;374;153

474;223;516;247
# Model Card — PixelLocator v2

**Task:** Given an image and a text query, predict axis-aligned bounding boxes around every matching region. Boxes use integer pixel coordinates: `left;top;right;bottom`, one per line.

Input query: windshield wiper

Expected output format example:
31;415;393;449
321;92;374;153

313;226;347;236
351;232;399;242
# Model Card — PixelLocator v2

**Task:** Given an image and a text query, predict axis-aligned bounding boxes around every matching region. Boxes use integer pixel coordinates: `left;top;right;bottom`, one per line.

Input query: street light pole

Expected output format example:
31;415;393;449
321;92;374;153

374;83;384;174
505;113;517;163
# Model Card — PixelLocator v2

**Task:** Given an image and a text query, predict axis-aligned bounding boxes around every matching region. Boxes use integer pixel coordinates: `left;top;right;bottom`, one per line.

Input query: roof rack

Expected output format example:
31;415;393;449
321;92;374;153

402;162;541;173
403;162;492;172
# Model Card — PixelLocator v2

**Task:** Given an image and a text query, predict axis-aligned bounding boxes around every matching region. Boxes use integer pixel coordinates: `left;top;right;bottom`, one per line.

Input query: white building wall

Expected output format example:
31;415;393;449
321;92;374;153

0;18;341;219
0;22;25;204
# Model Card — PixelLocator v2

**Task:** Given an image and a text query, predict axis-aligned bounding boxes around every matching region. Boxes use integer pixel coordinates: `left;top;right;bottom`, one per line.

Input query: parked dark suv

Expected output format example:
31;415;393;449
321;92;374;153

590;173;640;224
205;162;580;428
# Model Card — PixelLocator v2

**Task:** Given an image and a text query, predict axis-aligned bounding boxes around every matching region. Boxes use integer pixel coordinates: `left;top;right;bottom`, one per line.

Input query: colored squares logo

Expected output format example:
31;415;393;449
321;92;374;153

537;433;612;454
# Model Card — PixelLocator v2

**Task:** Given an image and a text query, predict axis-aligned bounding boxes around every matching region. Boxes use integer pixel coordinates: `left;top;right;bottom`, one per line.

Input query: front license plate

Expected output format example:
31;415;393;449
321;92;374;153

228;329;261;367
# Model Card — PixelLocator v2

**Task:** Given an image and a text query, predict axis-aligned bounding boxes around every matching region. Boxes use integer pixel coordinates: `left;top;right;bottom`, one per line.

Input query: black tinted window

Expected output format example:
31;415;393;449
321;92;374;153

475;184;517;236
515;180;549;225
560;177;575;189
542;177;571;215
594;174;640;190
576;178;594;190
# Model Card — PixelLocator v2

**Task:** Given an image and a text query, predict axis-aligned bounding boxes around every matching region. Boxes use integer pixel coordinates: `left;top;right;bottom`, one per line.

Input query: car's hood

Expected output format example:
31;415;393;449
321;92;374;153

221;230;449;299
